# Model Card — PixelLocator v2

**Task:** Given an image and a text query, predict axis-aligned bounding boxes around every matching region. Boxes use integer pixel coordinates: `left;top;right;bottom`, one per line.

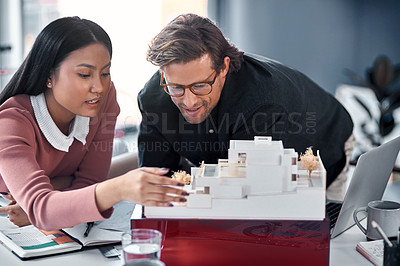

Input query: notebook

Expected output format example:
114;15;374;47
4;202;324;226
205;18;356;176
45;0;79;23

327;135;400;239
356;239;384;266
0;200;134;259
0;218;123;259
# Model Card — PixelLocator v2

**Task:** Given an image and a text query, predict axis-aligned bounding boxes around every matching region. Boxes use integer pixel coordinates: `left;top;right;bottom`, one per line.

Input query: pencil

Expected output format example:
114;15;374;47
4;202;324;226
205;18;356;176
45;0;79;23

371;220;393;247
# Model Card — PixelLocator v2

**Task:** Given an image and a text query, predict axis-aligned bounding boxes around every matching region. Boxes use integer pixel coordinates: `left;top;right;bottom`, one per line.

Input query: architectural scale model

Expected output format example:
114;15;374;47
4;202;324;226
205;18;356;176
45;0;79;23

145;136;327;220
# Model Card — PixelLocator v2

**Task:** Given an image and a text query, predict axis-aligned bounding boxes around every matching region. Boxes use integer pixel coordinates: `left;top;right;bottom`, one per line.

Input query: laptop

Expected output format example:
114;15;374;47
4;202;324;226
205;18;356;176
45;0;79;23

327;135;400;239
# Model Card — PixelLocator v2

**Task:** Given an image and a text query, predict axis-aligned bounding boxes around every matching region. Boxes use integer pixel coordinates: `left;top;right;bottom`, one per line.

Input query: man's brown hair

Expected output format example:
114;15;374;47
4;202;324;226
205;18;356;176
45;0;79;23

147;13;244;74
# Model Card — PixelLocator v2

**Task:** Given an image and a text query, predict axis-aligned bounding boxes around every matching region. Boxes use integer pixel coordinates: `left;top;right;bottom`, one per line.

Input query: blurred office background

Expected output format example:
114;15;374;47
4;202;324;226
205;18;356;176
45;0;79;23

1;0;400;154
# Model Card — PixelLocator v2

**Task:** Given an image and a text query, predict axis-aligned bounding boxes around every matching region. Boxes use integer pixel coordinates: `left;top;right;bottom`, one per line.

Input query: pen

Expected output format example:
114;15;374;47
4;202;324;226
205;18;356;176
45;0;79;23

84;222;94;237
371;220;393;247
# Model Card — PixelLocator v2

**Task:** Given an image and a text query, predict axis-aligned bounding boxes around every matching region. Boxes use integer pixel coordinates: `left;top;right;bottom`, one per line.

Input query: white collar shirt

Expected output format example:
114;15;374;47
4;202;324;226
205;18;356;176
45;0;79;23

30;93;89;152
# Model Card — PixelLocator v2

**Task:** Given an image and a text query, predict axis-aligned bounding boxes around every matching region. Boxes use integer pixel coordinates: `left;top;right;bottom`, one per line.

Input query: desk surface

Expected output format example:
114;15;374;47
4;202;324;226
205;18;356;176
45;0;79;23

1;177;399;266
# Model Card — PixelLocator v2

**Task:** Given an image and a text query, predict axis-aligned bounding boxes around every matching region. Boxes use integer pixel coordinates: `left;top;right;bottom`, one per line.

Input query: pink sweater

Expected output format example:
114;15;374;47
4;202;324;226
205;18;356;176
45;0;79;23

0;84;120;230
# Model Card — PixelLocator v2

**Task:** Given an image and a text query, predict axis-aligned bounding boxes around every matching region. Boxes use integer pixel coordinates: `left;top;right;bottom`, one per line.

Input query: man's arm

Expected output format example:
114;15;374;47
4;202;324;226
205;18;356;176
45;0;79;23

137;115;181;172
137;86;181;172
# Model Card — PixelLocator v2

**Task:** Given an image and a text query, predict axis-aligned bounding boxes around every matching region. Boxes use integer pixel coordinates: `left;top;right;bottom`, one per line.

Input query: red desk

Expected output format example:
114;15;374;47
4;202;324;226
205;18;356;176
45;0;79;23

131;218;330;266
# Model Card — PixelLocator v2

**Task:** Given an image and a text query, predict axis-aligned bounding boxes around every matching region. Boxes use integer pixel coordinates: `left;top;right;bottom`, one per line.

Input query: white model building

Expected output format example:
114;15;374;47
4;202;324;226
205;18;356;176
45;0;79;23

145;136;327;220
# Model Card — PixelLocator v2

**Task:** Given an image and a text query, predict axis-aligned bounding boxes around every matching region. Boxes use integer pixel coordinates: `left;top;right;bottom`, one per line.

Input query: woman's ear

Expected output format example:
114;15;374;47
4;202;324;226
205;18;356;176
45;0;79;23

47;71;55;88
46;78;53;88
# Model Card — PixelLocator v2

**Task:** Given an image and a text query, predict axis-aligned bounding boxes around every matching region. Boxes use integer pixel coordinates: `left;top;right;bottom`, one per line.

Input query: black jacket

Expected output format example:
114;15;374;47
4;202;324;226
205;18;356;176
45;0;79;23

137;54;354;186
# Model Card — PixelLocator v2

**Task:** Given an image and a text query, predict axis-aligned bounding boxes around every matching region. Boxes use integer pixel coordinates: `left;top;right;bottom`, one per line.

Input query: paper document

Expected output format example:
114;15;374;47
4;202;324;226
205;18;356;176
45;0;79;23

356;239;383;266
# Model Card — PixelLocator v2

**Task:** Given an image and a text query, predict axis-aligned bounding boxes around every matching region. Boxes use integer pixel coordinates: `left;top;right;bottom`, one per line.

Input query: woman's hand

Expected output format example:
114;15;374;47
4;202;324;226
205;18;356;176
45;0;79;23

0;194;31;227
95;167;189;212
120;167;189;206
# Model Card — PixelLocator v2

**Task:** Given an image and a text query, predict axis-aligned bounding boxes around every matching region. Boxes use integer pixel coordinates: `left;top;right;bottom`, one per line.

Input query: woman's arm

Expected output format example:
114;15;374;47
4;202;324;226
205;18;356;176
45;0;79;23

0;168;188;227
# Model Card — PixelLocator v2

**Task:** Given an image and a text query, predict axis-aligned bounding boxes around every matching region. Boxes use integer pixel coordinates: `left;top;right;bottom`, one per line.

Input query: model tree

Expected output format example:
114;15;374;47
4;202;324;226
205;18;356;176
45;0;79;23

300;147;319;177
171;170;191;185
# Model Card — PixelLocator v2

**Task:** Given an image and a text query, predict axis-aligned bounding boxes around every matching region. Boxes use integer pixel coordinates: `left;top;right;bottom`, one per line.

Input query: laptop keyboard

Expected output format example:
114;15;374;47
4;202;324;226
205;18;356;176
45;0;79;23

326;202;343;229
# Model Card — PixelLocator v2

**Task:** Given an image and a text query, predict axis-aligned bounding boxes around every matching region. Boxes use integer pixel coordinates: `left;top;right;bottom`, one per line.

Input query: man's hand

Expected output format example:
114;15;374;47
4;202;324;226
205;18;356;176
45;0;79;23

0;194;31;227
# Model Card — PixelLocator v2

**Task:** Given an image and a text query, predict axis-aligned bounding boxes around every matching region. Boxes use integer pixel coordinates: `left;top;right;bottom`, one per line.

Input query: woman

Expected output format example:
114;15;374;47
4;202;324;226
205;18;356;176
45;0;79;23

0;17;186;230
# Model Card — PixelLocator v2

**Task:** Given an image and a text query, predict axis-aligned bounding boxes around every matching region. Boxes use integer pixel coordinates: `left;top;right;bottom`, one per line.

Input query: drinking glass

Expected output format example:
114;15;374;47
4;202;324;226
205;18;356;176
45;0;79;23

121;229;164;266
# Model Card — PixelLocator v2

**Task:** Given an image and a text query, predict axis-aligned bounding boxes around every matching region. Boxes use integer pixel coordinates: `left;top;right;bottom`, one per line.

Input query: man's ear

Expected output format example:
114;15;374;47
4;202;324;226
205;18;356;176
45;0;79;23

221;56;230;77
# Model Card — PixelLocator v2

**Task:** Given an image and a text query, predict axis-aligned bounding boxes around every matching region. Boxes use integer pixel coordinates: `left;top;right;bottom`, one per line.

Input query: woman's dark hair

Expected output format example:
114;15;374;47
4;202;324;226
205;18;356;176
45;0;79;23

146;13;243;75
0;16;112;105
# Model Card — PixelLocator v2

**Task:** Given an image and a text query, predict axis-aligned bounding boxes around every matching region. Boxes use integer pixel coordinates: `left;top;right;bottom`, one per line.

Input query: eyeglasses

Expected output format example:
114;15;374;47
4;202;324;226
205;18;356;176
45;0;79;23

160;71;217;97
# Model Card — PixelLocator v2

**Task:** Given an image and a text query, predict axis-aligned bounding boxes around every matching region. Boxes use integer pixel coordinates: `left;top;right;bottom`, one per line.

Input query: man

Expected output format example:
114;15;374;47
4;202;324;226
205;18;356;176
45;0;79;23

137;13;353;196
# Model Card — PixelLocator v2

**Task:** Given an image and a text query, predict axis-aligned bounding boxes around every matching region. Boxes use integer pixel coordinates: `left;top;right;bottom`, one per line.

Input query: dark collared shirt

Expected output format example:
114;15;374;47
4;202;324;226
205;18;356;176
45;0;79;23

137;54;353;186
